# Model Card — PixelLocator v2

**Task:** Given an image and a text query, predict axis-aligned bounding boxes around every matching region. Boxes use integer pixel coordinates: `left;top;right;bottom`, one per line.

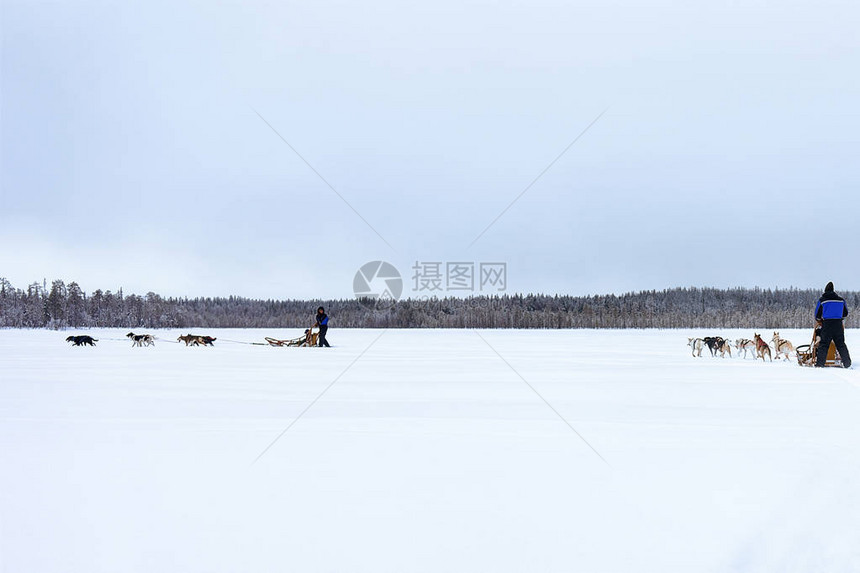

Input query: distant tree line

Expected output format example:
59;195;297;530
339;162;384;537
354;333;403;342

0;278;855;330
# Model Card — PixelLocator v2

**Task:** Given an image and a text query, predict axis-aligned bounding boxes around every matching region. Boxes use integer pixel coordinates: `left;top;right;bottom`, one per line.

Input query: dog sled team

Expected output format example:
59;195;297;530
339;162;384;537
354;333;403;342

687;332;793;362
64;307;333;350
687;282;852;368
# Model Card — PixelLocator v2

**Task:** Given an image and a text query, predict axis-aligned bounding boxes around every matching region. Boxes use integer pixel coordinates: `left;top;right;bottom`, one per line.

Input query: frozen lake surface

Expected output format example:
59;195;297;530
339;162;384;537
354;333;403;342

1;328;859;572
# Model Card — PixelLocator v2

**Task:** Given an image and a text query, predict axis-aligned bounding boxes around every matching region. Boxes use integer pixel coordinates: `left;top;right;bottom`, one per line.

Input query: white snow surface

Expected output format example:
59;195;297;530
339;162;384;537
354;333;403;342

1;328;859;573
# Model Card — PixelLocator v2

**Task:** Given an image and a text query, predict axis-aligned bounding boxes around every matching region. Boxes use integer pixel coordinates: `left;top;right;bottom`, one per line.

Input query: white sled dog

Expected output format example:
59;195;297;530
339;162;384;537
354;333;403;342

771;332;795;360
126;332;155;347
688;337;704;357
734;338;757;359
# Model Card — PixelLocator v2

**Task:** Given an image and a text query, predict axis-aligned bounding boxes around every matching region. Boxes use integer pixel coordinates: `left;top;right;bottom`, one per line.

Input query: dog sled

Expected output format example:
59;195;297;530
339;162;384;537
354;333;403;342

265;327;319;348
796;325;843;367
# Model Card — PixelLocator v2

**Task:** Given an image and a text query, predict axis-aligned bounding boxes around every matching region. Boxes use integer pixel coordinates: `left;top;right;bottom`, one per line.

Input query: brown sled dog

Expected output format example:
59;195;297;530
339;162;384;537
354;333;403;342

178;334;197;346
178;334;216;346
753;333;772;362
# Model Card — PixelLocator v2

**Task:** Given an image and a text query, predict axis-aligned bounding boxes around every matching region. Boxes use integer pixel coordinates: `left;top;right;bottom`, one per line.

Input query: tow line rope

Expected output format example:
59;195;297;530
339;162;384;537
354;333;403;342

218;338;260;346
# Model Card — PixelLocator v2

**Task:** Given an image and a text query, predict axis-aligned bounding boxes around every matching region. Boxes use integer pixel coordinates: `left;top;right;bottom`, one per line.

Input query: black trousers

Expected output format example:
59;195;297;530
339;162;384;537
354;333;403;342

318;325;330;347
816;320;851;368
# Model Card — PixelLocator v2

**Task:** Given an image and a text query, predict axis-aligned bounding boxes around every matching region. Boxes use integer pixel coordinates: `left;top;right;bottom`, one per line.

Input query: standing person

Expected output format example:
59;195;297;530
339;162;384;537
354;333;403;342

815;281;851;368
315;306;331;347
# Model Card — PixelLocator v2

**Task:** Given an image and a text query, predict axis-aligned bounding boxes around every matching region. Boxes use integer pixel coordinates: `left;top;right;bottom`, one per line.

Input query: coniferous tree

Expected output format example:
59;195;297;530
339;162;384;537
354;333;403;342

66;282;86;328
45;280;67;329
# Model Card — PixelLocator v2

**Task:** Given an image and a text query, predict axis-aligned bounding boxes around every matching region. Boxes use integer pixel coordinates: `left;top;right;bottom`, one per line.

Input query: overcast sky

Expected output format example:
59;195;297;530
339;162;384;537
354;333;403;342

2;0;858;300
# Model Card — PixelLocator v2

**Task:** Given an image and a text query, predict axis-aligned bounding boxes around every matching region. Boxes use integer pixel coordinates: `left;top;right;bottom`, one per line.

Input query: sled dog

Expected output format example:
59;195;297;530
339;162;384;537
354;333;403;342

178;334;197;346
688;337;704;357
753;333;772;362
703;336;725;357
66;335;98;346
771;332;794;361
178;334;217;346
178;334;208;346
127;332;155;347
734;338;756;359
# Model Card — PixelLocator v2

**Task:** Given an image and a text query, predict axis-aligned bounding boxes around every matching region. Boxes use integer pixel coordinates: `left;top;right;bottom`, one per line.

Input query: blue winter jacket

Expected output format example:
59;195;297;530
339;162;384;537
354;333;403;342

815;293;848;321
316;313;329;326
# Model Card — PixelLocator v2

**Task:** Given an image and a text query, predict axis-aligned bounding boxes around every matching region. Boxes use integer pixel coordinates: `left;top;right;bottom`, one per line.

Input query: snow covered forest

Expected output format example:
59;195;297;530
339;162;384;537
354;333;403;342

0;278;856;329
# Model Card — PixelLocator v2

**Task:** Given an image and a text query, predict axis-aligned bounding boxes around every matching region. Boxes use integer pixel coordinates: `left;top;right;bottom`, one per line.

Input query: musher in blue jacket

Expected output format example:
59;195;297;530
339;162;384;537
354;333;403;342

814;282;851;368
315;306;331;348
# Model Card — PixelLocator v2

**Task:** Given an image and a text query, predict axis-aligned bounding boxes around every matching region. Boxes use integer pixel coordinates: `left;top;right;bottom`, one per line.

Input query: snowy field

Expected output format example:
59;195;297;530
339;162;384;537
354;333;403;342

1;328;859;573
